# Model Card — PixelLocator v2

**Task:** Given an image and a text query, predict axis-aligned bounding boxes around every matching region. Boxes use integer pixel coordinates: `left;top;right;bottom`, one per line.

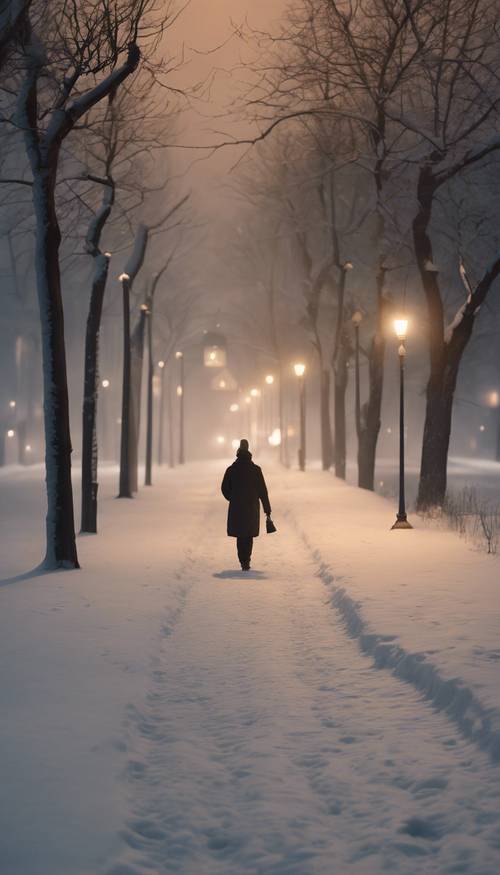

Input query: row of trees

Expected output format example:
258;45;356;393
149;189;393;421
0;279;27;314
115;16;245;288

228;0;500;509
0;0;194;569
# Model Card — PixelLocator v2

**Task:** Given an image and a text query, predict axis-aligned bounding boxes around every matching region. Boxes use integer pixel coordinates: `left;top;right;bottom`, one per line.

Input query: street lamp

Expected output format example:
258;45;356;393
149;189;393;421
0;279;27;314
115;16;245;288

176;351;185;464
118;272;132;498
265;374;274;385
352;309;363;438
392;318;412;530
294;363;306;471
157;360;166;466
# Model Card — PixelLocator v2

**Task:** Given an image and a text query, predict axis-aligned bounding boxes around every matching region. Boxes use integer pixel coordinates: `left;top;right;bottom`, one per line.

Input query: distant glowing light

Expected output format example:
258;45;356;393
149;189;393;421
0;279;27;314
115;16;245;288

487;390;499;408
479;424;486;432
9;400;16;408
393;318;409;340
216;435;226;445
7;429;14;438
250;388;260;397
118;272;130;282
245;396;251;404
104;251;112;258
101;379;110;388
209;351;216;361
25;444;31;452
268;428;281;447
386;427;392;434
287;426;295;437
230;403;239;413
175;351;183;359
158;360;165;369
265;375;274;385
177;385;183;397
352;309;363;326
294;363;306;378
219;380;226;389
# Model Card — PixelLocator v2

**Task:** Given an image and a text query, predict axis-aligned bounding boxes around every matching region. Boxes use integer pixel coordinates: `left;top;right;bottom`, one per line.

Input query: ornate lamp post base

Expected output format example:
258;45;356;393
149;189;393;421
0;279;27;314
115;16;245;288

391;515;413;530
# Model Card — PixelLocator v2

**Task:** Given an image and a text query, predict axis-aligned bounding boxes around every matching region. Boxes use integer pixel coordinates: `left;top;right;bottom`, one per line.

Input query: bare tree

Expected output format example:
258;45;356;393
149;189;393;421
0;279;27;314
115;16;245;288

0;0;179;569
239;0;430;488
117;193;190;497
77;77;181;531
398;0;500;509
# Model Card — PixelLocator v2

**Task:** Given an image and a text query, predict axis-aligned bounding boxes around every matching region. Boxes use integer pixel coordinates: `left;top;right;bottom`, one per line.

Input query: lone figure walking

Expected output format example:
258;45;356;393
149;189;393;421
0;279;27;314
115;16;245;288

221;439;272;571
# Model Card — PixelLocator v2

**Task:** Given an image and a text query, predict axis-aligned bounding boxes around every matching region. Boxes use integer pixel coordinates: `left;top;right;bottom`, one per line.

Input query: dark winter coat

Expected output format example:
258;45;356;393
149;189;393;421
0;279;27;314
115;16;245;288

221;452;271;537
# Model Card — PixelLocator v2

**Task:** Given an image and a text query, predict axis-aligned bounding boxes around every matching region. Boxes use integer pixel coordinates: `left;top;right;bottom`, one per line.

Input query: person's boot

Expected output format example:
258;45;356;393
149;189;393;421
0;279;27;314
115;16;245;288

241;561;250;571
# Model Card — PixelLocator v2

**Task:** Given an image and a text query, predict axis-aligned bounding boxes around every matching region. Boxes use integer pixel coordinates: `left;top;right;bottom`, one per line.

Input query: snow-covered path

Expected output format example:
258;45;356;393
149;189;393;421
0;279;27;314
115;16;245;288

1;462;500;875
109;472;500;875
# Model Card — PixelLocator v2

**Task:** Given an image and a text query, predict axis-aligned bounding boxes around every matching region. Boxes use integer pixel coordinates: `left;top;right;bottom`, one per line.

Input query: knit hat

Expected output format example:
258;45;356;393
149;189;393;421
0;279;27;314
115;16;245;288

236;438;250;457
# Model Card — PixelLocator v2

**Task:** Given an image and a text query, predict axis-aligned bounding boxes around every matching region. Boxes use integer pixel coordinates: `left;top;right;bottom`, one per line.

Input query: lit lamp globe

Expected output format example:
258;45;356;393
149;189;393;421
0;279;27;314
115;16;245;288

265;374;274;385
101;379;110;389
394;318;409;341
352;309;363;327
175;351;183;360
294;363;306;378
158;360;165;369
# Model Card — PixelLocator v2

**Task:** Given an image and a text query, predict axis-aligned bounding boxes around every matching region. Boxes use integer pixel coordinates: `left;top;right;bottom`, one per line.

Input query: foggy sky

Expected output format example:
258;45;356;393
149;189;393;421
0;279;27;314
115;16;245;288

170;0;286;209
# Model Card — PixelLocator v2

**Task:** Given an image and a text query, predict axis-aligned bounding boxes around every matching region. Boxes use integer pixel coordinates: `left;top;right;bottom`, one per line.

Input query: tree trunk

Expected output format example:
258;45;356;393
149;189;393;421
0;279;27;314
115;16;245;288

81;254;109;531
357;284;390;490
334;345;348;479
278;368;289;467
417;381;454;509
33;171;79;568
168;372;175;469
495;408;500;462
320;367;333;471
413;168;450;510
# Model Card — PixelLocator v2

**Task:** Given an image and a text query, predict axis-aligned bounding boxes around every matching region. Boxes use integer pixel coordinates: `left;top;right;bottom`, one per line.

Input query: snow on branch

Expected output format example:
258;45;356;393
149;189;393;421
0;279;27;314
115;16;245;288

445;254;500;343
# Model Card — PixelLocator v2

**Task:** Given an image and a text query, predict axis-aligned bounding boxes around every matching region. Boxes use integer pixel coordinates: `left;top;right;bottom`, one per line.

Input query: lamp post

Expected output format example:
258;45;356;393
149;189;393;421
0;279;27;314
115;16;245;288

143;298;155;487
176;351;185;465
157;360;165;466
392;319;412;529
118;272;132;498
100;378;110;462
352;309;363;439
294;362;306;471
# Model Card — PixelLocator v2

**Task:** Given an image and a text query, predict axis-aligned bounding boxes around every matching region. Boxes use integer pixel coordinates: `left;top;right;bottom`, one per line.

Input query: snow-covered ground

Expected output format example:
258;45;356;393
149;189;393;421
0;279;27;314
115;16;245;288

0;461;499;875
